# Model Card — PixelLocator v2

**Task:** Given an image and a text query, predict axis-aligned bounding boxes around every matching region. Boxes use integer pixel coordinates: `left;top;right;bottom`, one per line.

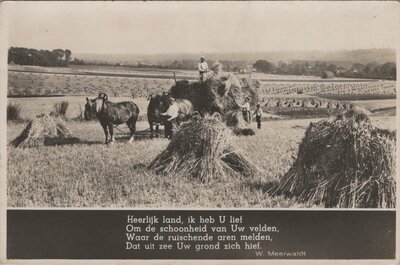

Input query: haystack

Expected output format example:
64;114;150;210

270;109;396;208
148;114;260;182
170;73;258;135
10;113;81;148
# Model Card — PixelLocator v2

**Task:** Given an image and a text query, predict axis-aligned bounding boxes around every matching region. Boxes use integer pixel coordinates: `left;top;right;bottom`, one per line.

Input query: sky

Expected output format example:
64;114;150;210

3;1;399;55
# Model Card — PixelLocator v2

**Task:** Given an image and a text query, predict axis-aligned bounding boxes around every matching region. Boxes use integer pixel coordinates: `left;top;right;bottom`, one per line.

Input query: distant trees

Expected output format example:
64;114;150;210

327;64;337;74
168;60;197;70
379;63;396;80
65;49;72;63
253;59;396;80
311;62;328;76
8;47;74;67
253;60;275;73
71;58;85;65
337;62;396;80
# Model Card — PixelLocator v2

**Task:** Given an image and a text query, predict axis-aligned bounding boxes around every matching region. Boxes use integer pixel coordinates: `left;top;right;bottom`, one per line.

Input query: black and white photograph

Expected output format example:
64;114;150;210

4;1;397;209
1;0;398;262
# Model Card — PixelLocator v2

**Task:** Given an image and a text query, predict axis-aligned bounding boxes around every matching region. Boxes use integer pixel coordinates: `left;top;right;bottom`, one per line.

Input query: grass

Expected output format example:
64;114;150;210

266;107;345;119
8;115;394;208
7;96;149;121
347;99;396;112
9;95;396;122
371;107;396;116
7;119;309;208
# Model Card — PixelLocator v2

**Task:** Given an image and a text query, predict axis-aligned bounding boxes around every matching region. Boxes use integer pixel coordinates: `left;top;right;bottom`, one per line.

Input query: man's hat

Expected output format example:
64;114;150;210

200;56;205;59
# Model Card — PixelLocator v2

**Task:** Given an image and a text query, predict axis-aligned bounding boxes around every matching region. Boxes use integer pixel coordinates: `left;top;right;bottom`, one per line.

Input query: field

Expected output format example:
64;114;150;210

7;120;303;207
8;64;396;98
7;116;395;208
258;80;396;95
7;96;149;121
7;65;397;208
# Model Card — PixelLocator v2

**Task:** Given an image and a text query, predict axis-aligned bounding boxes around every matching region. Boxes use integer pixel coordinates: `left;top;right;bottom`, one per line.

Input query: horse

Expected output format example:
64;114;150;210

84;93;139;144
147;93;172;138
161;98;194;138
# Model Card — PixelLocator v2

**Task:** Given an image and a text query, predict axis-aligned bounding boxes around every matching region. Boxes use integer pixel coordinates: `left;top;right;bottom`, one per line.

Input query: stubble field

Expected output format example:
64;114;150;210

7;119;305;207
7;115;395;208
7;66;397;208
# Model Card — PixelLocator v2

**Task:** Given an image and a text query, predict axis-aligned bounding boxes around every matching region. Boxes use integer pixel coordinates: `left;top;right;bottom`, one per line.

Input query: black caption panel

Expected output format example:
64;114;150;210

7;210;395;259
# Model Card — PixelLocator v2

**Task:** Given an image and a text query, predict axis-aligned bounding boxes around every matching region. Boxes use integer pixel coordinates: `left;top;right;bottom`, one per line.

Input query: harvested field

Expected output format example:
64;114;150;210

7;96;149;121
7;119;303;207
7;114;395;207
8;66;396;99
8;71;174;97
6;66;397;208
258;80;396;96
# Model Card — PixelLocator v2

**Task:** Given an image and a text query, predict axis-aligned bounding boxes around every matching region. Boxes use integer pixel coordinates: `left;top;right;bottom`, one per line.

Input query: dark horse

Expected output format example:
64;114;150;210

147;93;172;138
85;93;139;144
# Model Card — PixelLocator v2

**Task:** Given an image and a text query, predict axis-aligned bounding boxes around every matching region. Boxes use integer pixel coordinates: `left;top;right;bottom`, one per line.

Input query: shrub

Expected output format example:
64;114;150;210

7;103;22;122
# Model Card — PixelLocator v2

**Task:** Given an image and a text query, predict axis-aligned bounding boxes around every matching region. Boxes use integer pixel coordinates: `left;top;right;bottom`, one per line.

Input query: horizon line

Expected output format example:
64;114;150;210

72;48;396;56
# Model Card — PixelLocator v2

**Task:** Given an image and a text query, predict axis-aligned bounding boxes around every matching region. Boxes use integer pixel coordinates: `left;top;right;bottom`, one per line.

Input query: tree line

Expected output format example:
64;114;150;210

8;47;73;67
253;60;396;80
8;47;396;80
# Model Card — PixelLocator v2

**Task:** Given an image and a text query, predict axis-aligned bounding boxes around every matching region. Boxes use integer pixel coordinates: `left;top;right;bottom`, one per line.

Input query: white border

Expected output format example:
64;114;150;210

0;1;9;264
0;1;399;264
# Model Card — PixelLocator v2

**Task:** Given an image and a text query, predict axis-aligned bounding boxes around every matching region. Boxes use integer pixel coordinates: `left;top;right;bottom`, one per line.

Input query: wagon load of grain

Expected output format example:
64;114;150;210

148;113;260;182
10;113;81;148
169;72;258;135
270;109;396;208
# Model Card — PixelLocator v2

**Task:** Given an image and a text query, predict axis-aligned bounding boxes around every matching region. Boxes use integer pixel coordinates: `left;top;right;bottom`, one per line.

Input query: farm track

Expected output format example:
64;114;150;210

9;69;384;83
9;69;198;81
316;94;396;100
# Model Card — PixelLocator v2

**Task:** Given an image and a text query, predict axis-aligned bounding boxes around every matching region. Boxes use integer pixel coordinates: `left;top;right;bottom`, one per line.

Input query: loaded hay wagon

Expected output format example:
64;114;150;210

149;71;262;182
168;72;259;135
